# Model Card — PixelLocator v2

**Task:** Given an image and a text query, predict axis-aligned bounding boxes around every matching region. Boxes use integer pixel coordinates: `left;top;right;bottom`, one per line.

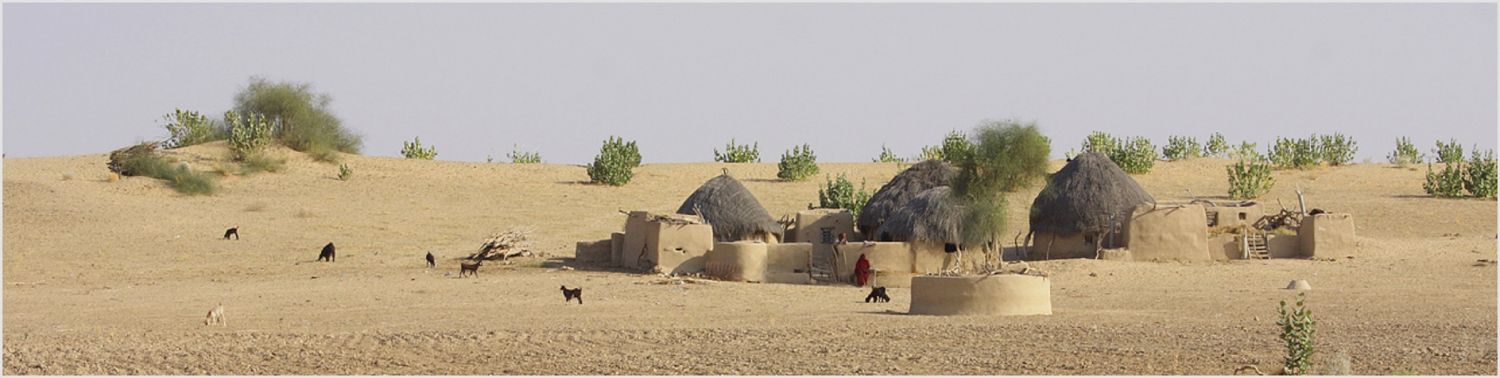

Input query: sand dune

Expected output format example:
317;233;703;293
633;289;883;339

3;143;1495;374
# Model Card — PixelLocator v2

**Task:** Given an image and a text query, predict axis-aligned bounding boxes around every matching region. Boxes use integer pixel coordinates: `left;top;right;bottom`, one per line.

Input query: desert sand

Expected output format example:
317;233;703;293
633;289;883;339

3;142;1496;375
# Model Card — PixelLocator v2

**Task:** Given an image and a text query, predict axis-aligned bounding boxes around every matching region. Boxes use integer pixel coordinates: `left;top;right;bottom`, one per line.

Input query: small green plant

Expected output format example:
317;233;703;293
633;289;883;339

508;145;542;164
401;137;438;160
936;130;975;164
873;144;905;163
225;110;274;161
1229;141;1262;161
1464;148;1496;198
1082;131;1117;155
161;109;222;149
1387;137;1422;166
713;139;760;163
919;145;944;161
337;163;353;181
1162;135;1201;161
1277;293;1317;375
1319;133;1357;166
777;144;820;181
815;173;871;219
1205;132;1229;158
1111;136;1157;174
1434;139;1465;164
1424;161;1466;198
587;136;638;186
1227;159;1275;199
1269;136;1320;170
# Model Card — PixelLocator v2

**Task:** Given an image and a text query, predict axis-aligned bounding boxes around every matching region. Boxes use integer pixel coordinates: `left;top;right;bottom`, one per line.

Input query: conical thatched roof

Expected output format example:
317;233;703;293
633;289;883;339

1029;152;1154;236
858;160;957;236
875;186;967;243
677;174;783;242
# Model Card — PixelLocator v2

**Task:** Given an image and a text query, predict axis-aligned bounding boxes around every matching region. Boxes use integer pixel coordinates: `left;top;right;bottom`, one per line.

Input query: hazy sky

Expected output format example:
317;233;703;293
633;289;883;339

4;3;1495;163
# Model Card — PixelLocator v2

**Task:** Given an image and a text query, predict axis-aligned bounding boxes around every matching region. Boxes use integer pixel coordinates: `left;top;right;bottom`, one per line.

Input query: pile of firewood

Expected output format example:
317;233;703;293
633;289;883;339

466;228;537;261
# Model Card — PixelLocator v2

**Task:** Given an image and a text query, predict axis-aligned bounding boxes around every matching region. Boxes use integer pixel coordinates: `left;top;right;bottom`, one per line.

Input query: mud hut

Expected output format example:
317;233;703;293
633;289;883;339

876;186;978;273
1028;152;1155;260
858;160;957;240
677;174;783;243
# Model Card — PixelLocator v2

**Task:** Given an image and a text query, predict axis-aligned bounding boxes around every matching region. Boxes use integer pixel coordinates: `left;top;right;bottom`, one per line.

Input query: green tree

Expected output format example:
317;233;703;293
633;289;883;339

954;120;1052;250
233;77;362;158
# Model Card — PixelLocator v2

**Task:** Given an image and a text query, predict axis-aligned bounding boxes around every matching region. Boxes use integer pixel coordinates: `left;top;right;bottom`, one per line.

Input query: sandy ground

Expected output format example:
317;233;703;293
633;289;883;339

3;143;1496;375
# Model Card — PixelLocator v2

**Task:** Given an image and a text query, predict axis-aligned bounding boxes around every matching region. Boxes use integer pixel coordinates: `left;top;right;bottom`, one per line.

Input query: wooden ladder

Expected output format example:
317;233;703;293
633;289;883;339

1244;233;1270;260
808;248;840;283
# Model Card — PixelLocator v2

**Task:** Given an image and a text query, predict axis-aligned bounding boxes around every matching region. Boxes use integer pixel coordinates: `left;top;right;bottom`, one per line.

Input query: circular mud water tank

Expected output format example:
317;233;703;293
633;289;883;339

908;275;1052;316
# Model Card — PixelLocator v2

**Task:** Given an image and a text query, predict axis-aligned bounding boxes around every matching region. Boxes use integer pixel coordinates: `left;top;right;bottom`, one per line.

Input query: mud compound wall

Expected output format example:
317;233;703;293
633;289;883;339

765;243;813;284
908;275;1053;316
575;239;612;263
706;242;768;282
1268;234;1300;258
1125;204;1211;262
1207;233;1239;261
645;223;715;275
1030;232;1094;260
1300;213;1356;258
832;242;917;287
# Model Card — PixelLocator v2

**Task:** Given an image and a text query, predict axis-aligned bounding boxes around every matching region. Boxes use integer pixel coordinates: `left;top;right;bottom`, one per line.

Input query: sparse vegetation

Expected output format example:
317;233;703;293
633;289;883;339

1081;132;1155;173
508;145;541;164
1269;136;1320;170
337;163;354;181
713;139;760;163
1464;148;1496;199
1205;132;1229;158
1277;293;1317;375
587;136;638;186
1227;159;1275;199
108;143;217;195
1388;137;1422;166
921;130;976;164
233;77;362;158
873;144;905;163
815;173;871;219
1434;139;1465;164
1319;133;1358;166
225;111;274;161
1424;161;1467;198
1230;141;1262;161
401;137;438;160
239;153;286;175
1162;135;1201;161
777;144;820;181
954;120;1051;249
161;109;222;149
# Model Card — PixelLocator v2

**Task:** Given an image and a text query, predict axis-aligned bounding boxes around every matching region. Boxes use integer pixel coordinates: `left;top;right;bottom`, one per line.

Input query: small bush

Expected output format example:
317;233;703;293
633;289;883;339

1424;162;1466;198
1205;132;1229;158
109;145;217;195
1387;137;1422;166
1465;148;1496;198
337;163;353;181
919;145;944;161
1277;293;1317;375
233;77;361;154
225;111;274;161
1082;131;1116;155
1162;135;1201;161
161;109;222;149
777;144;820;181
873;144;905;163
1434;139;1465;164
508;145;541;164
1230;141;1262;161
816;173;871;219
1227;159;1275;199
239;153;286;175
401;137;438;160
587;136;638;186
1112;136;1157;174
1319;133;1357;166
1269;136;1319;170
713;139;760;163
936;130;975;164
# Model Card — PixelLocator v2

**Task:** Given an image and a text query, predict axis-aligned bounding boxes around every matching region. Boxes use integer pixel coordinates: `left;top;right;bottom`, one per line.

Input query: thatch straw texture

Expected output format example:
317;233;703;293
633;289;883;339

876;186;967;243
1029;152;1154;236
677;174;783;242
858;160;957;236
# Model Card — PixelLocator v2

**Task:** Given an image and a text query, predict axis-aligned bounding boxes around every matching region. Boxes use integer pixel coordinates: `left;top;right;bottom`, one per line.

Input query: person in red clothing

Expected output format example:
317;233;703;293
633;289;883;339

854;253;872;287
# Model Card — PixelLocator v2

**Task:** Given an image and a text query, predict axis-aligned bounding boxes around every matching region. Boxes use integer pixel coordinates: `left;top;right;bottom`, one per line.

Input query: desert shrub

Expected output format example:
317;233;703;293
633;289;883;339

233;77;362;154
108;145;217;195
1434;139;1464;164
508;146;541;164
1319;133;1358;166
1162;135;1201;161
1227;159;1275;199
918;145;944;161
1205;132;1229;158
955;120;1052;247
161;109;222;148
1277;293;1317;375
400;137;438;160
239;153;286;175
816;173;871;219
1082;131;1117;155
1269;136;1319;170
225;111;274;161
165;165;217;195
1229;141;1262;161
337;163;353;181
108;142;161;176
1387;137;1422;166
1465;148;1496;198
1112;137;1157;174
937;130;976;164
873;144;905;163
713;139;760;163
587;136;638;186
1424;162;1466;198
776;144;820;181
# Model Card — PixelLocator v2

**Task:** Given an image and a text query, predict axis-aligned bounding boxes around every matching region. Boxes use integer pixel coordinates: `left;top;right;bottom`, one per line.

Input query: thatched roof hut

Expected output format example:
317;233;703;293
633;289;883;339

875;186;967;243
1029;152;1154;237
677;174;783;242
858;160;957;237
